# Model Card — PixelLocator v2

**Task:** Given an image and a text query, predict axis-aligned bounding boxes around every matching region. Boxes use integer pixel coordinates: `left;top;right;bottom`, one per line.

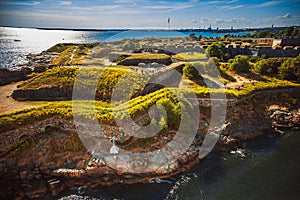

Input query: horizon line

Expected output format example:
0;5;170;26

1;25;299;32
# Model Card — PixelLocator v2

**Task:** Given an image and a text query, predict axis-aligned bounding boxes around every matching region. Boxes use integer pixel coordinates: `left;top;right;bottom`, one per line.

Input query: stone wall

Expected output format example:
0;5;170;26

257;46;300;58
118;57;172;66
225;46;253;57
142;44;300;58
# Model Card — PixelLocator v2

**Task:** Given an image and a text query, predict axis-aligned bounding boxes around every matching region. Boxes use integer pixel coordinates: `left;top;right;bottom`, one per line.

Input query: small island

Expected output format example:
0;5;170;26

0;27;300;199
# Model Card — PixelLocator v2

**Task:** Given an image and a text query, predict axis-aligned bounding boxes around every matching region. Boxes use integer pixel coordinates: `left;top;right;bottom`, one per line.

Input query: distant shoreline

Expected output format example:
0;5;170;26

2;25;299;33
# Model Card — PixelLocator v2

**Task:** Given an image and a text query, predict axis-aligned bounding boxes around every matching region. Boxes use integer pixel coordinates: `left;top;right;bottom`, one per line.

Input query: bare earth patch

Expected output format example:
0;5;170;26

0;82;46;114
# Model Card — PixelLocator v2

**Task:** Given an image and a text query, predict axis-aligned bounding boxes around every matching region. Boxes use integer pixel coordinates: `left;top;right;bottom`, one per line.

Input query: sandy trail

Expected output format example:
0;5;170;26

0;82;45;115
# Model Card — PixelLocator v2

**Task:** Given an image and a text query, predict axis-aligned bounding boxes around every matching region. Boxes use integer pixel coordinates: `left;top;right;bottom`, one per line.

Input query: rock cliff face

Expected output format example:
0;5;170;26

118;57;172;66
12;86;73;101
0;88;299;199
0;68;32;86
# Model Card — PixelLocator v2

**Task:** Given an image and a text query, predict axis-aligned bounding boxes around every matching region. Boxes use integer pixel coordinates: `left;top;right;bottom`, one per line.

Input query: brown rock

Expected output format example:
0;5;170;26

48;179;65;196
22;179;48;199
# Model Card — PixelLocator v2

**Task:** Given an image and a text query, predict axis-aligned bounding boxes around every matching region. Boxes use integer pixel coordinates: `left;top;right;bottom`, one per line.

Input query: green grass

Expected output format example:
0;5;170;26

0;88;184;133
226;78;300;98
47;43;99;53
51;46;90;65
126;53;170;60
19;66;147;101
173;52;207;61
177;77;300;98
1;78;299;134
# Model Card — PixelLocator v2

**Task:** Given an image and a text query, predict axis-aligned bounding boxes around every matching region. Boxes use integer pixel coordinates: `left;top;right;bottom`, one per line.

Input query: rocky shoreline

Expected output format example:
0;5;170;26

0;42;299;199
0;51;58;86
0;88;299;199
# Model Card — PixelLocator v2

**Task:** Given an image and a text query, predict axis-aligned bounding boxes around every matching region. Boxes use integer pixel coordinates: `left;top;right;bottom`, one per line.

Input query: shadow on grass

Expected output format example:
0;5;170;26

238;72;267;82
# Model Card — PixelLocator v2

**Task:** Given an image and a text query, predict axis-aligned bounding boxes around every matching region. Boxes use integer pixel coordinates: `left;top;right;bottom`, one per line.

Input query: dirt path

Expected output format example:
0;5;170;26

225;75;253;89
0;82;46;115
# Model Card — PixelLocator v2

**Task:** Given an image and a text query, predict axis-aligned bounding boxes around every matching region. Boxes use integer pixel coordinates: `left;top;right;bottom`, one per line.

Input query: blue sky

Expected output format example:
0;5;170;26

0;0;299;29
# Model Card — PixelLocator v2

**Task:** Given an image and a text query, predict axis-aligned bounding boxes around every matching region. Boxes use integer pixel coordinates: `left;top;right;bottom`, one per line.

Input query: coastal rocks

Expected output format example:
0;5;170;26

26;52;59;69
48;179;65;196
0;68;32;86
1;89;300;199
214;135;238;152
21;178;48;199
222;105;273;142
269;107;300;129
0;52;58;86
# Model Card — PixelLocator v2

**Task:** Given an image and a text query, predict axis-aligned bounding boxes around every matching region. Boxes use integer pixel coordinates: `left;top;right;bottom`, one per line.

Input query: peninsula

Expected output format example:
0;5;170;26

0;27;299;199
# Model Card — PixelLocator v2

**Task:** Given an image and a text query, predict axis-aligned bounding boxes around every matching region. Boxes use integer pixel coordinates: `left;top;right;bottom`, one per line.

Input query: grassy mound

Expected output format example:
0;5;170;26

0;88;186;133
173;52;208;61
51;46;90;65
118;53;172;66
18;66;147;100
47;43;99;53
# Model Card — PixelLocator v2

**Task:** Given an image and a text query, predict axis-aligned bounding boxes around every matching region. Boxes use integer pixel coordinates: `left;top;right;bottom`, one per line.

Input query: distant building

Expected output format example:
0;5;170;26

258;38;274;46
207;24;212;31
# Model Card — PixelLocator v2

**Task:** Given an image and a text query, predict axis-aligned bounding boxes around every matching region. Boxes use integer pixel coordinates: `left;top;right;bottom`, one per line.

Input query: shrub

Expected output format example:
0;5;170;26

249;56;262;63
228;55;251;73
183;63;199;79
254;60;272;75
278;55;300;82
206;42;225;61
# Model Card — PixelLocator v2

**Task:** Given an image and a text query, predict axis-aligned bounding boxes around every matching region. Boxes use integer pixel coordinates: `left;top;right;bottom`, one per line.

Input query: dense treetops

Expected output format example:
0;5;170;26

206;42;225;61
248;26;300;38
253;55;300;83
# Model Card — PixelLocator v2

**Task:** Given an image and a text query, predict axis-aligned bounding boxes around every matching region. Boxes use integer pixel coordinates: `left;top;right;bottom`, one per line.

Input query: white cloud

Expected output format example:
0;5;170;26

201;18;209;22
218;5;244;10
114;0;147;3
143;0;198;12
0;1;40;6
204;0;238;5
256;1;282;7
67;5;121;11
216;17;247;24
283;13;292;19
59;1;72;6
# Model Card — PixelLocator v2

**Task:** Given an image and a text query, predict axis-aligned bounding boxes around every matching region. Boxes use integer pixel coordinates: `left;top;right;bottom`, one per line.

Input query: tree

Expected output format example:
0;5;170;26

183;63;199;79
188;33;202;41
228;55;251;73
254;60;273;75
183;63;206;85
189;33;198;41
206;42;225;61
278;55;300;82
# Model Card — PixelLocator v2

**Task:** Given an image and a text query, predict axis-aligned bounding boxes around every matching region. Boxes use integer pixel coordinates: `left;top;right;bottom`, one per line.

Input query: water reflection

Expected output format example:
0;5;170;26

0;27;120;69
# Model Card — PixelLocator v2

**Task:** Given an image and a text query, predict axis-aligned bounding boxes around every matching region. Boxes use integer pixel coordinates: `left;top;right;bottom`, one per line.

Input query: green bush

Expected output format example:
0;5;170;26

206;42;225;61
249;56;262;63
254;60;272;75
228;55;251;73
279;55;300;82
183;63;200;79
